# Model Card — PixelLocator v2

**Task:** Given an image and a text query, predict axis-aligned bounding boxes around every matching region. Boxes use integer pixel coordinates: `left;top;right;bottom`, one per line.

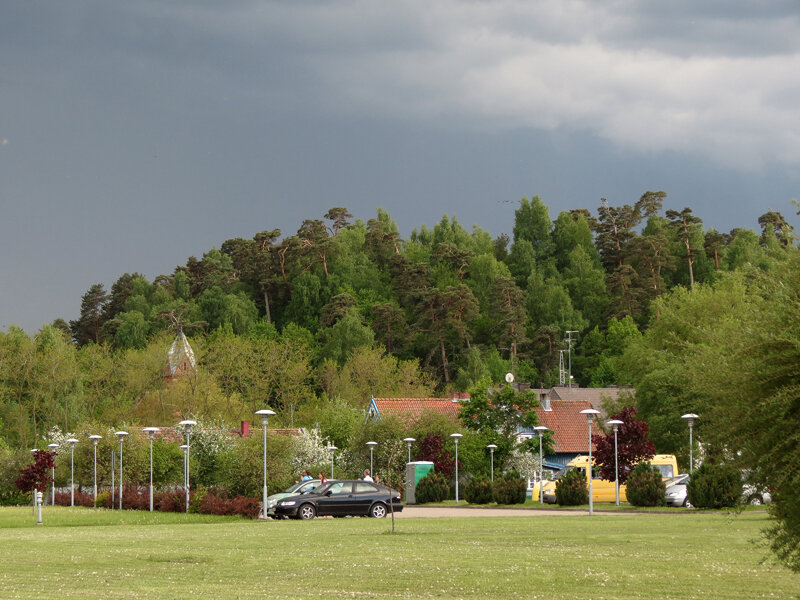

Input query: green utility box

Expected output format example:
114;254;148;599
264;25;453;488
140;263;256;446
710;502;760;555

404;461;434;504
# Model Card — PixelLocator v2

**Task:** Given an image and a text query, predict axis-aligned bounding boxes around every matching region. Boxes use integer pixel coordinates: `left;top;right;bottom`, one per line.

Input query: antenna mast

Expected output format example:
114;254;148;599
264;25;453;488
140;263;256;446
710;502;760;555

565;330;578;388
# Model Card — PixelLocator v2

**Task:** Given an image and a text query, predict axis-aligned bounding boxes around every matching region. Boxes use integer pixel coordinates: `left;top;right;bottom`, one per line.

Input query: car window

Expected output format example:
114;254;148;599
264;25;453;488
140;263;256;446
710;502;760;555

354;482;377;493
298;481;318;493
654;464;674;478
326;482;352;495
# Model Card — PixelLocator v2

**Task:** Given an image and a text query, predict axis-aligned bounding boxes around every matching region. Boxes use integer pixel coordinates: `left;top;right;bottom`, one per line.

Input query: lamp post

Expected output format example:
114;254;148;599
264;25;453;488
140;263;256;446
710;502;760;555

366;441;377;476
66;438;78;507
403;438;415;463
580;409;600;516
534;426;549;504
607;420;625;506
179;445;188;498
487;444;497;482
114;432;127;510
179;420;197;513
88;435;101;507
142;427;160;512
47;443;58;506
450;433;462;503
328;445;337;479
681;413;699;473
254;409;276;520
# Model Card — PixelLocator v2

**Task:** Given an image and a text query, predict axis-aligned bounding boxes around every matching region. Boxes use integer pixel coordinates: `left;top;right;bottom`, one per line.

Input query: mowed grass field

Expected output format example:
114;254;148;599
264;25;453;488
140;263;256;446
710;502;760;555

0;507;796;599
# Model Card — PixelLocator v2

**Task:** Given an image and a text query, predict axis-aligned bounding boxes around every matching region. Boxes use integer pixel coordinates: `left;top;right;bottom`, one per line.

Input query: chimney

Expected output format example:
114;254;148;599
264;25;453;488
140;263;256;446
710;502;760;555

241;421;250;437
541;394;551;412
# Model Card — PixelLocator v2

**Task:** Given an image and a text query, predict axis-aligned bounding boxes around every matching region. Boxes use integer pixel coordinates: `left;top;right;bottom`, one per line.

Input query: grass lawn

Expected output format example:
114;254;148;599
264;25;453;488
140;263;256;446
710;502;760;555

0;506;795;599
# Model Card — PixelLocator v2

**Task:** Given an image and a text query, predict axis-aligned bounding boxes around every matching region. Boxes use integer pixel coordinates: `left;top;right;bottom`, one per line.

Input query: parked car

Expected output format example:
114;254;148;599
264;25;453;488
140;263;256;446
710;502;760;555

665;474;691;507
274;480;404;520
266;479;331;517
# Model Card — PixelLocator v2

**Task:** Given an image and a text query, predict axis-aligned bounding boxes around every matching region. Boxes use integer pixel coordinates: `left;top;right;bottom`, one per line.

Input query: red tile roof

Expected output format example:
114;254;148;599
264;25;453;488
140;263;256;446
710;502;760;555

534;400;595;453
371;397;467;423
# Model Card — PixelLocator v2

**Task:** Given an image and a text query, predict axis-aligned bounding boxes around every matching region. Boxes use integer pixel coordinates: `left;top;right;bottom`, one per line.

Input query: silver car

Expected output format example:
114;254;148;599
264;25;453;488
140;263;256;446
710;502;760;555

665;474;691;507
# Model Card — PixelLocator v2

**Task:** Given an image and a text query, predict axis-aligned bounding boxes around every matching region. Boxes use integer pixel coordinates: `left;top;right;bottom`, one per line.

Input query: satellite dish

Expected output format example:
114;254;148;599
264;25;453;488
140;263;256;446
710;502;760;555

505;372;514;383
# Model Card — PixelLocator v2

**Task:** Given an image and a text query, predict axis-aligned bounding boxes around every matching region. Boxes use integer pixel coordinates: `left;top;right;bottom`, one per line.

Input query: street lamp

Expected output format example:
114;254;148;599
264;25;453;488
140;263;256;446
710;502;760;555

607;419;625;506
66;438;78;507
534;426;549;504
88;435;101;507
328;445;337;479
681;413;699;473
487;444;497;482
179;420;197;513
179;444;188;497
254;409;276;520
366;441;377;476
450;433;462;503
114;432;128;510
47;443;58;506
142;427;160;512
403;438;415;463
580;409;600;516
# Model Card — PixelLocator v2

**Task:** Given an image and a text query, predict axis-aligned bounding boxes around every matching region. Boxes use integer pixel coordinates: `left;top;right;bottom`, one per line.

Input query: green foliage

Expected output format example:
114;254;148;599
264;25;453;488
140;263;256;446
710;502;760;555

463;476;493;504
415;471;450;504
625;462;666;507
492;471;526;505
687;462;742;509
555;467;588;506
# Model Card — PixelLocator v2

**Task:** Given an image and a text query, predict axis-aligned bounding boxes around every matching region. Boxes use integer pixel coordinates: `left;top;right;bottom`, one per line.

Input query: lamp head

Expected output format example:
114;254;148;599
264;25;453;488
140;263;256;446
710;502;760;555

450;433;463;443
142;427;160;438
328;445;337;452
487;444;497;451
607;419;624;431
255;409;275;425
179;420;197;429
366;441;377;447
88;434;102;443
403;437;416;443
681;413;699;427
48;443;59;450
580;408;600;424
66;438;79;445
114;431;128;439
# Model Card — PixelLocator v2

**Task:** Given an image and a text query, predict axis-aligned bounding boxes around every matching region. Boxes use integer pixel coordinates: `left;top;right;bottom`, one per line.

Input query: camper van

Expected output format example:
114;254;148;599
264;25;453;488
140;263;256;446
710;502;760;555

537;454;679;504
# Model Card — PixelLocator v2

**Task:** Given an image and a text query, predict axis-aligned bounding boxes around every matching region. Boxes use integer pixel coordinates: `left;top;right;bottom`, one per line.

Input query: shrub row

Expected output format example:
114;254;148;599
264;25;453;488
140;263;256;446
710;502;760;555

52;485;261;518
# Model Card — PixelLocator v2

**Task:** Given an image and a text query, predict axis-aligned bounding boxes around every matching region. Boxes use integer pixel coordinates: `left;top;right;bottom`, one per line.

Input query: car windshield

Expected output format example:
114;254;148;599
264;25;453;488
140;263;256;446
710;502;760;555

552;466;574;480
666;474;689;486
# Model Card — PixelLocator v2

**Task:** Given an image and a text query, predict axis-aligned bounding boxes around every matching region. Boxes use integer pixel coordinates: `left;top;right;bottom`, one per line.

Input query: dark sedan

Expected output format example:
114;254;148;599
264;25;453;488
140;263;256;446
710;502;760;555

274;480;403;520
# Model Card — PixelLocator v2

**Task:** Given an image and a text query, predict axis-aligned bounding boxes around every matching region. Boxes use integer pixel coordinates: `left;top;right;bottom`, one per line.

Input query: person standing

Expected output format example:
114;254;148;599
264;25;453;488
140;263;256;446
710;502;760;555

301;470;312;481
363;469;373;482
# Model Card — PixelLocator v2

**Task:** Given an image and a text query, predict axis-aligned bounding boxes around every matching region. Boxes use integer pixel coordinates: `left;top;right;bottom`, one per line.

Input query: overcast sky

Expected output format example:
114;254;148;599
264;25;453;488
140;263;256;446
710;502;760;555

2;1;799;333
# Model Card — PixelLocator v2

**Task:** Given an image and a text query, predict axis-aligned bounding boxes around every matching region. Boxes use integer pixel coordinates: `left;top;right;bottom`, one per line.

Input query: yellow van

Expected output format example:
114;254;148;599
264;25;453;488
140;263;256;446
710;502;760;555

535;454;678;504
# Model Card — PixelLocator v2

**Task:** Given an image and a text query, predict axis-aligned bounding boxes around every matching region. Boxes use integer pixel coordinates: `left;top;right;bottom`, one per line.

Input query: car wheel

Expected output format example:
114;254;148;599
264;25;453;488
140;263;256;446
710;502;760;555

299;504;316;520
370;502;387;518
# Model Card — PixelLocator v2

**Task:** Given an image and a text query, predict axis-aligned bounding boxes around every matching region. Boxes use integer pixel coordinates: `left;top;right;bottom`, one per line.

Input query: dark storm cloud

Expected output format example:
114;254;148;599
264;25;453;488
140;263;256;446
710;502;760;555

1;1;799;331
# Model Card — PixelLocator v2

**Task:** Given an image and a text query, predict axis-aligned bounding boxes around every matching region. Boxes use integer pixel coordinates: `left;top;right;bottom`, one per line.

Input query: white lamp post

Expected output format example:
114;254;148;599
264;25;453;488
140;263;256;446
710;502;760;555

450;433;463;503
534;426;549;504
114;432;128;510
66;438;79;507
607;420;625;506
328;445;337;479
403;438;415;463
47;443;58;506
580;409;600;515
255;409;276;520
681;413;699;473
179;420;197;512
142;427;160;512
88;435;101;507
366;441;377;476
487;444;497;482
179;444;188;498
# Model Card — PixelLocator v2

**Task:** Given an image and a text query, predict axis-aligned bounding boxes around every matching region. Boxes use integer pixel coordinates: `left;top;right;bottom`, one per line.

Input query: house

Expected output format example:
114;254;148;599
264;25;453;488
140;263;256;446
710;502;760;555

366;394;469;424
368;386;630;468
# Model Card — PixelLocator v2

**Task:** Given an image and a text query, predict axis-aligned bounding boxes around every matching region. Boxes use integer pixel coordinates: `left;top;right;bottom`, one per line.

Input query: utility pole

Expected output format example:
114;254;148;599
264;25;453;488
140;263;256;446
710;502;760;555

565;331;578;388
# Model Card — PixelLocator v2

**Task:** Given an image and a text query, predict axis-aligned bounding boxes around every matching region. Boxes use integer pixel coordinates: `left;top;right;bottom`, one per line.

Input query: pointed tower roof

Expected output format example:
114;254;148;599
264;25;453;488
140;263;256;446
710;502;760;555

165;330;196;381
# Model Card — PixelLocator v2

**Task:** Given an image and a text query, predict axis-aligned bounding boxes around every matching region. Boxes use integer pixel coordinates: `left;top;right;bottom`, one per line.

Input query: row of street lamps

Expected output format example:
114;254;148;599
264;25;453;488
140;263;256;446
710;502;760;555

43;409;700;515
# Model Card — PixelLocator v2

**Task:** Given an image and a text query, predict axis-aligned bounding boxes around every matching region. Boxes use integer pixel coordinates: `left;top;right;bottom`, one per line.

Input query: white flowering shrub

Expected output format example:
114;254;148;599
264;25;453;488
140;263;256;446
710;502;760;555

505;448;541;483
291;426;331;476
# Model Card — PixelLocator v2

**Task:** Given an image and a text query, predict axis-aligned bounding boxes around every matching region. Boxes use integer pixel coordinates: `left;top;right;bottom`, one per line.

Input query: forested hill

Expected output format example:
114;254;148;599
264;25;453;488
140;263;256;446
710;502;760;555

1;194;796;445
65;195;797;388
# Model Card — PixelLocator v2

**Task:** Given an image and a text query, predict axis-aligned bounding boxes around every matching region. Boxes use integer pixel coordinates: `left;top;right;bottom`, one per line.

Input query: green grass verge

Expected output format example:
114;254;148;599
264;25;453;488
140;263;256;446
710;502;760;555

0;506;795;599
